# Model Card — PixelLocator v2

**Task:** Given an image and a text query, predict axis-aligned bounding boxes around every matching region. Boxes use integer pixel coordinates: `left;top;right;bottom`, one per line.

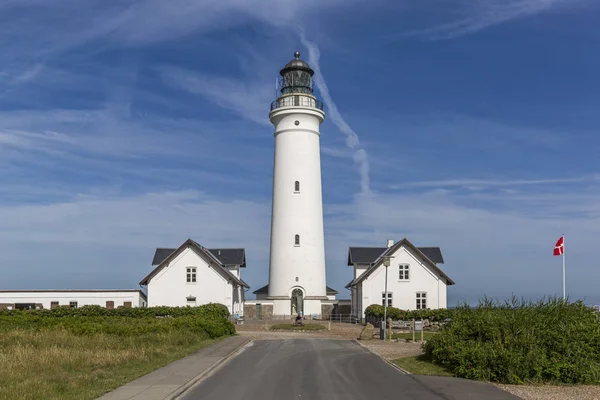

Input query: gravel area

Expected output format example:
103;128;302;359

235;321;364;340
496;384;600;400
358;339;424;360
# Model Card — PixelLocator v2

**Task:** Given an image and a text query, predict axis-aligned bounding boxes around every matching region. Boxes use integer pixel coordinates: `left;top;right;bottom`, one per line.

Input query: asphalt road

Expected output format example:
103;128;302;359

182;339;520;400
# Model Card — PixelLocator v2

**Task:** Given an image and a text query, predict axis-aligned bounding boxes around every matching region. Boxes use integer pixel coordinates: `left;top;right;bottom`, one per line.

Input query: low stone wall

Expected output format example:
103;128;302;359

321;304;334;320
244;303;274;320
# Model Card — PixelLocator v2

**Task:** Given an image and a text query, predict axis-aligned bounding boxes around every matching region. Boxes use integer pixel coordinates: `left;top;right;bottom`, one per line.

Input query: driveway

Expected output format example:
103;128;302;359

181;339;520;400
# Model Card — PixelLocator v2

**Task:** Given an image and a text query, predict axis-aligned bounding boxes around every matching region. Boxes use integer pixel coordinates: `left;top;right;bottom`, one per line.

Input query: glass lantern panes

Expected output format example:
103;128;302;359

281;71;312;95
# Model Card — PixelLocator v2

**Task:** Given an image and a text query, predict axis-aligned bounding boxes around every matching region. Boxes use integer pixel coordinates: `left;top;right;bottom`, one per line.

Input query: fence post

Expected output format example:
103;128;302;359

421;318;424;342
412;319;415;342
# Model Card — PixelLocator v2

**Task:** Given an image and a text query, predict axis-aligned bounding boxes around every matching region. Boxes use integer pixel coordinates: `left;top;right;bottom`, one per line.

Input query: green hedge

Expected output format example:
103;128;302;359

0;303;230;319
0;304;235;339
423;297;600;384
364;304;453;322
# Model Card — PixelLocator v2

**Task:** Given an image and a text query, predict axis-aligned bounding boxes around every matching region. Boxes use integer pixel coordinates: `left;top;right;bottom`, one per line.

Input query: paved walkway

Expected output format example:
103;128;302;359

97;336;250;400
181;339;521;400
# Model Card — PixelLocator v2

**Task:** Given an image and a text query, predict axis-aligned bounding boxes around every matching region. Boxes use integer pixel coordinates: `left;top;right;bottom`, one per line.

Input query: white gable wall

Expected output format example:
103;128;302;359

354;263;369;279
359;245;448;317
147;247;240;313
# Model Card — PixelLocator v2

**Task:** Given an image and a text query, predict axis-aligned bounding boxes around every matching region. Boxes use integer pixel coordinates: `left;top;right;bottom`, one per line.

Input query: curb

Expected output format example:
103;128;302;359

170;338;253;400
353;340;412;375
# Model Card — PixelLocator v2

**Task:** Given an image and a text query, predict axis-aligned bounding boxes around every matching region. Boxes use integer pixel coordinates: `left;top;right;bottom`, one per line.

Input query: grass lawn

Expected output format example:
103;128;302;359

391;331;438;341
393;355;453;376
0;328;216;400
271;323;326;331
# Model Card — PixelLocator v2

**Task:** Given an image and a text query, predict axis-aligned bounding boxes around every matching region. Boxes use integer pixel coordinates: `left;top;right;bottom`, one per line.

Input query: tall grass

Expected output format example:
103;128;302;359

423;297;600;384
0;304;235;400
0;328;214;400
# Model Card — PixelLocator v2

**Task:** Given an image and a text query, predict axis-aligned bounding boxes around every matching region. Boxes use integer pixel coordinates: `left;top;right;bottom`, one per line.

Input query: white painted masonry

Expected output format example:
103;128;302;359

347;239;454;319
265;52;330;317
0;290;146;309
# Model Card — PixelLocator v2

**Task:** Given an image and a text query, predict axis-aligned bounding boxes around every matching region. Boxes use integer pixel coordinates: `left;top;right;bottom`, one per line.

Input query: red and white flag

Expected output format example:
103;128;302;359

553;236;564;256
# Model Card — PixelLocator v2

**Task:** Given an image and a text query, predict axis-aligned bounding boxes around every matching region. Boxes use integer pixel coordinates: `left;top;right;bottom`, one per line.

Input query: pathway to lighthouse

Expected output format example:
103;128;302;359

181;339;520;400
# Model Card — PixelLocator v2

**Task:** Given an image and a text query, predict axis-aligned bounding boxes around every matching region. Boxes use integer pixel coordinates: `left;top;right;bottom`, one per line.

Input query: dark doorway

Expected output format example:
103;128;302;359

291;288;304;316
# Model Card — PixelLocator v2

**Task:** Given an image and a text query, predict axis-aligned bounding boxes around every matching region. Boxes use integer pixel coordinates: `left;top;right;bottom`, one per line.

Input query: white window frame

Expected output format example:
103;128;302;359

186;267;197;283
398;264;410;281
381;292;393;307
416;292;427;310
69;301;78;308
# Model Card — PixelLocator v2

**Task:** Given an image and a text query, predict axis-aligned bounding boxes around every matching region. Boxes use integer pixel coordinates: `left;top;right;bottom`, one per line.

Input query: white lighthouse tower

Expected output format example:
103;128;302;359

266;51;328;317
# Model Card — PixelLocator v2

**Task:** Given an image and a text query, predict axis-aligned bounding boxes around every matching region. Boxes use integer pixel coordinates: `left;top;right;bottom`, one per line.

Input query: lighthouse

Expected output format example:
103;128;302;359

266;51;329;317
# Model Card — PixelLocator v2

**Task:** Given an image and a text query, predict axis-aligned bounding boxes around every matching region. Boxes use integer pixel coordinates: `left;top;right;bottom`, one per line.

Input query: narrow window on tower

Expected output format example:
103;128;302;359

294;181;300;193
294;234;300;246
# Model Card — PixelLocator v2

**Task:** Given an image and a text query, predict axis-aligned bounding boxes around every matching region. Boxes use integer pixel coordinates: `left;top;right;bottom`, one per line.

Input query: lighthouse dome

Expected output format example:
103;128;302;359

280;51;314;76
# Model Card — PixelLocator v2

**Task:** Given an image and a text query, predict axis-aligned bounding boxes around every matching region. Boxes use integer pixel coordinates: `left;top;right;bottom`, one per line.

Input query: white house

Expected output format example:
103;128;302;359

346;238;454;320
0;290;146;310
139;239;249;316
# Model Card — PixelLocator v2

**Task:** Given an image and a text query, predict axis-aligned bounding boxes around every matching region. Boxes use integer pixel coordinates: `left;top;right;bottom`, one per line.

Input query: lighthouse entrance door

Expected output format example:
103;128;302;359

291;288;304;316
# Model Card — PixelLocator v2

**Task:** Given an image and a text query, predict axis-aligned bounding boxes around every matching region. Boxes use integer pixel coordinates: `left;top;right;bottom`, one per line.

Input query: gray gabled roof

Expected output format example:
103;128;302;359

152;248;246;268
347;246;444;265
252;284;338;295
140;239;249;288
346;238;454;288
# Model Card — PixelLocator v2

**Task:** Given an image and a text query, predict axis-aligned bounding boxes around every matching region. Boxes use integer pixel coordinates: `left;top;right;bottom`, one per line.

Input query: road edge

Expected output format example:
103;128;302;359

170;338;253;400
352;339;412;375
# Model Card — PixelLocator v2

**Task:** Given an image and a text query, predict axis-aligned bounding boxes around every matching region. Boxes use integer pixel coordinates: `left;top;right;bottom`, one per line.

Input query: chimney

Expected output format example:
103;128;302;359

387;239;394;248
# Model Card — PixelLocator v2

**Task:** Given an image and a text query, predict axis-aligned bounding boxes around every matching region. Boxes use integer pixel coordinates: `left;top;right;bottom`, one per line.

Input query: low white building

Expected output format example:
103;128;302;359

346;238;454;320
139;238;248;316
0;290;146;310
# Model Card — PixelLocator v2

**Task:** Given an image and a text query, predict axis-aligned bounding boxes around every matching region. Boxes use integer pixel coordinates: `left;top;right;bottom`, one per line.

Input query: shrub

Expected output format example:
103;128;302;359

423;297;600;384
364;304;452;322
0;304;235;340
0;303;230;319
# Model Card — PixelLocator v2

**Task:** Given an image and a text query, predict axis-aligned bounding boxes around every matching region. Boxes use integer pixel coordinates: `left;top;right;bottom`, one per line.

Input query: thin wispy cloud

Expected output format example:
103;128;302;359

159;66;272;126
409;0;588;39
300;32;372;196
391;175;600;189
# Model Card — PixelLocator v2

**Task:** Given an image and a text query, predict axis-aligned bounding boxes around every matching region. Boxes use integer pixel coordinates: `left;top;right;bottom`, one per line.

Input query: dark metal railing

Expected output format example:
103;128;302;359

270;95;324;111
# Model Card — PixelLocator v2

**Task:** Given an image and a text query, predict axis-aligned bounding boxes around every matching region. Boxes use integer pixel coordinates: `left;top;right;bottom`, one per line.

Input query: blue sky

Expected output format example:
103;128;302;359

1;0;599;306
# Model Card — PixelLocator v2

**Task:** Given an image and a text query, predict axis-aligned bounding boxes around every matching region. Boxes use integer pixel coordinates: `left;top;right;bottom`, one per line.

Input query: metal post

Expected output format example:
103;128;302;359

563;234;566;301
384;263;388;340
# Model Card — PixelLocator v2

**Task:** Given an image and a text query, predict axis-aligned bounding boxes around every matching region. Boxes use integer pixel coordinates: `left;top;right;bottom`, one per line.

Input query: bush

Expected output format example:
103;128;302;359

364;304;452;322
0;303;230;319
423;297;600;384
0;303;235;340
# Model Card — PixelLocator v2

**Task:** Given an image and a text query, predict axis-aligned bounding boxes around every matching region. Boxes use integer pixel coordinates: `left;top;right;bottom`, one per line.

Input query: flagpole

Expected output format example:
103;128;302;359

562;234;566;301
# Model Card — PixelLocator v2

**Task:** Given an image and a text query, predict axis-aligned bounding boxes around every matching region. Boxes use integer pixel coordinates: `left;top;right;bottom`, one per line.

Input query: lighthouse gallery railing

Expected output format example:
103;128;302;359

270;95;324;111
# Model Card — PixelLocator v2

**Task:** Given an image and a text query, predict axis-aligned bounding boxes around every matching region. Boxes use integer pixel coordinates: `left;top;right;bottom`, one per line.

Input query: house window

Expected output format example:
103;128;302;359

294;181;300;192
294;234;300;246
50;301;59;309
186;267;197;283
416;292;427;310
69;301;78;308
399;264;410;280
124;302;132;308
106;301;114;309
381;292;393;307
